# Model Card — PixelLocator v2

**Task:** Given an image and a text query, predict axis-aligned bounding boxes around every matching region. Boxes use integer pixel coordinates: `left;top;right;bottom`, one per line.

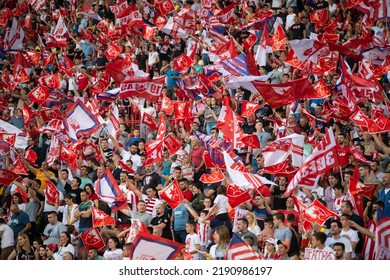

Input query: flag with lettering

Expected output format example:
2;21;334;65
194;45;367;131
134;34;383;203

91;206;116;227
80;227;106;252
285;128;339;197
159;179;184;209
120;76;165;102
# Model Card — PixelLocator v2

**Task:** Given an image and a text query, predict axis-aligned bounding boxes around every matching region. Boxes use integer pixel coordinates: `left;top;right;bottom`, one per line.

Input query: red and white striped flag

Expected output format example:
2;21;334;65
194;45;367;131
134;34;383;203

226;233;261;260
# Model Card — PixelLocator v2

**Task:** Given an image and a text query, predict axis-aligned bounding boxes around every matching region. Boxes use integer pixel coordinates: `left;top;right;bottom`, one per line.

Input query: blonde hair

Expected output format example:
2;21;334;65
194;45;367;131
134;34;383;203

16;233;33;255
246;212;258;228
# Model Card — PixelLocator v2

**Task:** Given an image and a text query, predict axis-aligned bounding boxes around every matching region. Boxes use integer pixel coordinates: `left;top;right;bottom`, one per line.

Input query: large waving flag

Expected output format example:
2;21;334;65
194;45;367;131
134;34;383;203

64;100;100;142
95;169;128;213
285;128;339;197
226;184;251;208
91;207;115;227
0;119;28;149
130;231;184;260
252;78;323;108
226;233;261;260
45;180;60;205
120;76;165;102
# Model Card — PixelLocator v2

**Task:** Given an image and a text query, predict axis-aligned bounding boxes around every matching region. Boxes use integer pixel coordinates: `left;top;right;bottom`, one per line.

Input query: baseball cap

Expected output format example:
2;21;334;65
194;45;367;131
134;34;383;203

264;238;276;246
47;243;58;252
277;240;290;251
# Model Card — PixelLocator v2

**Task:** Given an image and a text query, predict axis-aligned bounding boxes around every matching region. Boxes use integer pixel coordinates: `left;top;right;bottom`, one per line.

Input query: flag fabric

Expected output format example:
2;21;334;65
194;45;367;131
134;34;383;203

80;227;106;252
120;76;165;102
292;196;338;234
0;169;20;185
28;85;50;106
240;134;260;149
46;134;60;167
10;157;28;176
173;54;193;73
79;3;102;21
64;100;100;142
271;24;287;51
261;134;305;168
95;169;128;213
285;128;339;197
240;100;263;119
163;134;182;155
104;42;121;60
348;177;377;199
144;140;164;166
40;107;63;122
91;206;116;227
0;120;28;149
226;233;261;260
226;184;251;208
349;144;370;163
119;161;136;176
0;133;16;147
141;112;158;130
130;231;184;260
252;78;320;108
161;94;175;115
158;179;184;209
4;18;25;50
375;209;390;260
45;180;60;205
200;168;225;184
109;0;128;15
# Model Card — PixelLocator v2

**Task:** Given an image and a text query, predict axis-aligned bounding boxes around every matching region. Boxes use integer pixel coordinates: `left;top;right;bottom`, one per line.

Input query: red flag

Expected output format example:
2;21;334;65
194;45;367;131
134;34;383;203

214;38;238;60
310;9;329;23
120;77;165;102
10;157;28;176
349;177;377;199
141;112;158;130
104;42;121;60
0;133;16;147
80;227;106;252
173;101;193;120
215;3;236;24
158;179;184;209
155;0;175;16
144;140;164;166
143;24;157;41
25;50;41;66
272;25;287;51
226;184;251;208
59;144;78;163
200;167;225;184
240;100;262;119
15;186;28;203
28;85;49;105
173;54;193;73
161;94;175;115
0;169;20;185
301;108;317;127
25;149;38;165
91;206;116;227
243;32;257;51
240;134;260;149
38;73;61;89
252;78;320;108
0;8;11;27
45;180;60;205
313;79;331;98
40;107;63;122
20;103;34;127
89;79;109;94
42;53;56;68
163;134;181;155
349;144;370;163
203;151;217;169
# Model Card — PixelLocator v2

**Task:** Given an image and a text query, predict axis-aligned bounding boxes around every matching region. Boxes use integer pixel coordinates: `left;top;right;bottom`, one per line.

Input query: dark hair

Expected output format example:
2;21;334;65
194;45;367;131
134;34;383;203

333;242;345;250
186;220;196;229
74;177;82;186
238;217;249;227
331;220;342;229
333;184;344;191
273;212;285;222
85;184;95;194
61;231;72;246
313;231;327;244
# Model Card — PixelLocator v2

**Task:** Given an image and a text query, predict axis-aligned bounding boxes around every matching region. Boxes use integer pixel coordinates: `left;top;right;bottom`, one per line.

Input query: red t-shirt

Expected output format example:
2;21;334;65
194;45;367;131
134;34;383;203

190;145;205;168
337;144;350;167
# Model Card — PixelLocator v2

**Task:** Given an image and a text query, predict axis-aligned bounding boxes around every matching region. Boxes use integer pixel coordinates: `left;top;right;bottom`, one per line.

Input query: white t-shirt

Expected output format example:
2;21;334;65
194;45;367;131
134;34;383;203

0;224;14;248
325;236;353;254
213;195;229;215
103;248;123;260
341;228;359;258
121;150;142;170
185;233;201;260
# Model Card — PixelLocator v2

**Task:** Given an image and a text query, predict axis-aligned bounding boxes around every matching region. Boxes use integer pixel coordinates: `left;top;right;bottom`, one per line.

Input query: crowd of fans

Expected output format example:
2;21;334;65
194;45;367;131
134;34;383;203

0;0;389;260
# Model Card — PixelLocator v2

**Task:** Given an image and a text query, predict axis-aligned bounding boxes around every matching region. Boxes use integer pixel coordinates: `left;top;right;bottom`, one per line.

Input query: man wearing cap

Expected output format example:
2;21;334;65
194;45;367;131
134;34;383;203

276;240;290;260
263;238;277;260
